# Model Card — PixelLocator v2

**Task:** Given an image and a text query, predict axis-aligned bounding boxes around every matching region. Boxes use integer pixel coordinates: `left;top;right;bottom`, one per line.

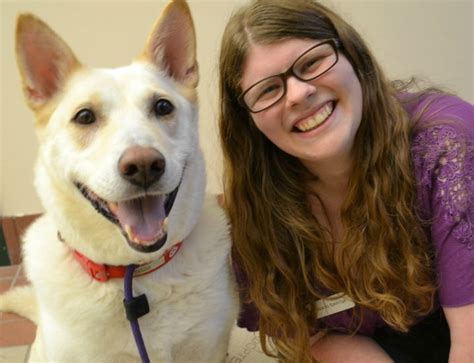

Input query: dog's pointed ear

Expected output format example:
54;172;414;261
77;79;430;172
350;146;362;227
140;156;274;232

16;13;80;110
140;0;198;89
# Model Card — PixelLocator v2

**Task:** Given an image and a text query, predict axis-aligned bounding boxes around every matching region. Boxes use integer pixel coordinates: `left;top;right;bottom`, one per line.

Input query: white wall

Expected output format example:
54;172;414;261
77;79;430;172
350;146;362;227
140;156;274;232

1;0;472;216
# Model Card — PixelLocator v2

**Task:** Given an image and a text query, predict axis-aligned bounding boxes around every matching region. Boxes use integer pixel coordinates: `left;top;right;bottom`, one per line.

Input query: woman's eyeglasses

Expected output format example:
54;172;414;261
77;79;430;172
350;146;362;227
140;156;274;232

239;39;341;113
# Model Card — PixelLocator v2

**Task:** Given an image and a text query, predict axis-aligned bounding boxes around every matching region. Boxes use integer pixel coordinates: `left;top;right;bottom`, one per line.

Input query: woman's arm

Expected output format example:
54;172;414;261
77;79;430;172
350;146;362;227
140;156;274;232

310;333;393;363
444;303;474;363
411;96;474;362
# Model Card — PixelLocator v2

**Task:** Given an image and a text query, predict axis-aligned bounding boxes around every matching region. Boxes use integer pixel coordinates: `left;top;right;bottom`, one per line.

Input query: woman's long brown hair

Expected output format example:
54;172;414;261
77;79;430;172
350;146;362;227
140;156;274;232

219;1;436;362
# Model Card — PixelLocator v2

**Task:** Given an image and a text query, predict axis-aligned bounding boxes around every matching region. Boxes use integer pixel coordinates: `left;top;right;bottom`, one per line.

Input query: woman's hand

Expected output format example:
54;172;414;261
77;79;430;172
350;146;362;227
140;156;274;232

310;333;393;363
444;303;474;363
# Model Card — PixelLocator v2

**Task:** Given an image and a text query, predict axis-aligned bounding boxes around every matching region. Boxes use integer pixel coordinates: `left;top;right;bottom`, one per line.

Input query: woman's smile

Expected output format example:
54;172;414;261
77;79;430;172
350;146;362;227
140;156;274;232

292;101;335;133
241;37;363;165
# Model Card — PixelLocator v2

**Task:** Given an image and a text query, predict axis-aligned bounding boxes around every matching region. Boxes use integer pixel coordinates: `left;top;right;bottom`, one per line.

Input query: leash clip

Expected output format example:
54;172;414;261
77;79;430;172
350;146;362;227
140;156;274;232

123;294;150;321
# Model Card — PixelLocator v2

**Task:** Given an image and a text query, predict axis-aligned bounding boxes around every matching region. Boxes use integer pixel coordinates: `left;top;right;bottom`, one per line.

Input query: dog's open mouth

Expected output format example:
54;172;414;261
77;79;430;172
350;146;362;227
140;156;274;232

75;183;179;253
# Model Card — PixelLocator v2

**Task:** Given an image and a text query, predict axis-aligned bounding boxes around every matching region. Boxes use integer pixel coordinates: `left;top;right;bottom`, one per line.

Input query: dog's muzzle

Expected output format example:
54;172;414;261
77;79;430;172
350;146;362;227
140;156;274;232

75;182;180;253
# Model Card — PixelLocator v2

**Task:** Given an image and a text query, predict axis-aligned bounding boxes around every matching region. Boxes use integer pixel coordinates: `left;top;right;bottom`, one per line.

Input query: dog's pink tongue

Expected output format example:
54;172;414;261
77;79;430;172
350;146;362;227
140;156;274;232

111;195;166;245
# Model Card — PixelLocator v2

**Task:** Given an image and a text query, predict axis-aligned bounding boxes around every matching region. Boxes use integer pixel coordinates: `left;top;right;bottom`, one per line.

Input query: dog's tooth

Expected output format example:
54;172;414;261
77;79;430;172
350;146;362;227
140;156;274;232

124;224;133;240
163;218;168;232
109;202;118;214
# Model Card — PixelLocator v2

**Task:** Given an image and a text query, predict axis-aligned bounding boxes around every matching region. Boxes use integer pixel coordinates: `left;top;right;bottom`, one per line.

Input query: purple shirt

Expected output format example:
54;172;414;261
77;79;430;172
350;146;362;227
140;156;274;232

234;93;474;335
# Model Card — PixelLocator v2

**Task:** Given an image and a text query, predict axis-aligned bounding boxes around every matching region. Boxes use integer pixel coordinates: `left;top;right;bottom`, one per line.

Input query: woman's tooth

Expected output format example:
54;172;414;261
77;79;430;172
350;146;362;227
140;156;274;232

296;102;333;132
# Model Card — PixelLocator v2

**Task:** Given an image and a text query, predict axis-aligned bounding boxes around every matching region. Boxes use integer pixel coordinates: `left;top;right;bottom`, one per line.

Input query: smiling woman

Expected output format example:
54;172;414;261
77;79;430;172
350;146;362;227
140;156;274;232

239;37;363;168
218;0;474;362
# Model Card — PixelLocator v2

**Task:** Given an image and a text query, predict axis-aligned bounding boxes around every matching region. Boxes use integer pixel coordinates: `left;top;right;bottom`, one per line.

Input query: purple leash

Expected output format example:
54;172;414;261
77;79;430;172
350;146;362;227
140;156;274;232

124;264;150;363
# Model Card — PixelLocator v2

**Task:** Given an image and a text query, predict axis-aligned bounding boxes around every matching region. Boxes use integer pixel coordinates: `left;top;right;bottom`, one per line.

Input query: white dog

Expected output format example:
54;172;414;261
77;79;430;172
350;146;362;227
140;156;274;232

0;0;238;361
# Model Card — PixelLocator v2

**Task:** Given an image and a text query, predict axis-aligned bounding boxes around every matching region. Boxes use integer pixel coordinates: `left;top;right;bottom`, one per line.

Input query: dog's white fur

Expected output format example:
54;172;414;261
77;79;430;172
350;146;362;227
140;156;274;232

0;1;238;362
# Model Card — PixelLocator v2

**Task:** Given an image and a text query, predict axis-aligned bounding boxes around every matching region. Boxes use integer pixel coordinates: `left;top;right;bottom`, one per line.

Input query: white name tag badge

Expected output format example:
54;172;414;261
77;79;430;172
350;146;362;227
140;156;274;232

315;293;355;319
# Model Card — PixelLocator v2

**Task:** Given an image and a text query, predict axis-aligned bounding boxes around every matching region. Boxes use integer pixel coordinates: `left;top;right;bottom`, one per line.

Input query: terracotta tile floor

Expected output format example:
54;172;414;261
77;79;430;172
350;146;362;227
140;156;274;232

0;264;36;363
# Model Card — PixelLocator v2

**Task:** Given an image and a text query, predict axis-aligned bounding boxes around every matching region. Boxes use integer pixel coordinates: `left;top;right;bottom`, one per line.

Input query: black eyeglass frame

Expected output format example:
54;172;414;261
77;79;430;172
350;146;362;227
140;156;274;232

239;38;341;113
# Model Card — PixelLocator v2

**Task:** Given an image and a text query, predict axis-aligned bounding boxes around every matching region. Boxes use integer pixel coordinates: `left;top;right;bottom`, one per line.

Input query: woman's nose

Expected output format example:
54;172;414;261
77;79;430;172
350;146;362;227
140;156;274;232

285;77;317;107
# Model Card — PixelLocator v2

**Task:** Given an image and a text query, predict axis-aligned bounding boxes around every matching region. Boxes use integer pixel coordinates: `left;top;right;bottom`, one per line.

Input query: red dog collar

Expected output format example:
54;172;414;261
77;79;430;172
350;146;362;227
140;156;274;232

72;242;183;282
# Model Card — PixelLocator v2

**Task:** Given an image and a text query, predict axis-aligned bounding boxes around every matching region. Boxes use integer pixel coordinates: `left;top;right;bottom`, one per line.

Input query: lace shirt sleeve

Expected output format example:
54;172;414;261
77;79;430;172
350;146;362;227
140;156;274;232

411;94;474;307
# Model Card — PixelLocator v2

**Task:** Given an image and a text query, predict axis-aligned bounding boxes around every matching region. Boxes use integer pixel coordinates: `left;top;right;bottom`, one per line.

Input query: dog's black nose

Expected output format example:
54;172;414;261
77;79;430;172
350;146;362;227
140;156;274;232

119;146;165;188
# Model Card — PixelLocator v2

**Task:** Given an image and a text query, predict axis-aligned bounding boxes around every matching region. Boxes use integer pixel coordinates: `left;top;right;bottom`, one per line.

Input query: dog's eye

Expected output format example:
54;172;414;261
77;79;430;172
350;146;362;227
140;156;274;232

154;99;174;117
73;109;96;125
